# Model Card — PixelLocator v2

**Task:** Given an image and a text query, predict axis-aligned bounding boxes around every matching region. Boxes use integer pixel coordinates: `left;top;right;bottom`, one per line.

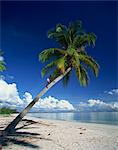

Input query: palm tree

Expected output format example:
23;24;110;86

3;20;99;135
0;51;6;72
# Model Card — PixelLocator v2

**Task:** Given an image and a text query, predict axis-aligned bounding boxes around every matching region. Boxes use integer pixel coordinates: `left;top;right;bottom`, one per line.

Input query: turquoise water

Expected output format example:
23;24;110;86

27;112;118;125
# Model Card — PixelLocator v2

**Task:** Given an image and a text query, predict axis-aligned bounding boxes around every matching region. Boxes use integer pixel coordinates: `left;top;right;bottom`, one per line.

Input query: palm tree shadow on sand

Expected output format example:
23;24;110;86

0;119;52;149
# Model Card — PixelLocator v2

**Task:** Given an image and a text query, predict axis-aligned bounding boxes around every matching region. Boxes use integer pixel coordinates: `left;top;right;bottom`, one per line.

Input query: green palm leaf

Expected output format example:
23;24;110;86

68;20;83;36
79;54;99;76
39;48;66;62
48;24;70;47
39;20;99;87
62;71;71;87
73;33;96;48
0;51;6;72
75;65;89;86
41;61;56;77
41;55;67;77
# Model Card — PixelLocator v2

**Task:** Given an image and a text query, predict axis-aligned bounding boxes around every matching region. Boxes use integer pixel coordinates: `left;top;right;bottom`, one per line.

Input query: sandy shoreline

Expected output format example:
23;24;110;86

0;114;118;150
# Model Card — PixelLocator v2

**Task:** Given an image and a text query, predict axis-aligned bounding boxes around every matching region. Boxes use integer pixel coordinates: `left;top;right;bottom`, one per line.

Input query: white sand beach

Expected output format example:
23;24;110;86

0;115;118;150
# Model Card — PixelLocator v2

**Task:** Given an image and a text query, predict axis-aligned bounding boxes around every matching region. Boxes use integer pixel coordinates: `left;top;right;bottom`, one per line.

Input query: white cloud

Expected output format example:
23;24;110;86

0;75;5;80
0;56;4;62
0;75;14;81
23;92;33;104
0;79;117;112
7;75;14;80
112;89;118;95
0;79;74;111
37;96;74;110
105;89;118;95
76;99;118;112
0;80;23;105
108;91;113;95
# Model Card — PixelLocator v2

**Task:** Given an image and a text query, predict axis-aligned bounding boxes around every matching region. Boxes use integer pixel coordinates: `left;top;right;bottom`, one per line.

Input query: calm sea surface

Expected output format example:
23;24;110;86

27;112;118;125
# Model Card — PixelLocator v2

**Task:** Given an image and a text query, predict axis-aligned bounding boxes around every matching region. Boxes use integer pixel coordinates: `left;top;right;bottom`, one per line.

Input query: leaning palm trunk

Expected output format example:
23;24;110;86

3;67;71;135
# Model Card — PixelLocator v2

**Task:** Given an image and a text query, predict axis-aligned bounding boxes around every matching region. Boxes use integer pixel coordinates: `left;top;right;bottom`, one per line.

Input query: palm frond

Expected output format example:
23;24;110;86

39;21;99;88
73;34;87;48
68;20;83;37
51;69;61;81
41;61;56;77
0;62;6;72
87;33;97;46
41;55;68;77
0;51;6;72
73;33;97;48
56;56;68;73
75;65;89;86
48;24;70;47
79;54;99;76
39;48;66;62
67;46;76;56
67;47;80;67
62;71;71;87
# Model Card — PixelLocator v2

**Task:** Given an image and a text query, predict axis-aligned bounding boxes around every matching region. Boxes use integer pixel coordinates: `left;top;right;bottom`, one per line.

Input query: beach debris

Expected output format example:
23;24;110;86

78;127;86;131
82;128;86;131
48;133;50;136
80;132;83;134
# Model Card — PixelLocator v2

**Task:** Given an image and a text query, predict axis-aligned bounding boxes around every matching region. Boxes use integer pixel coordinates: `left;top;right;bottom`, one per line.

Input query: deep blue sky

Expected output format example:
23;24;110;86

1;1;117;105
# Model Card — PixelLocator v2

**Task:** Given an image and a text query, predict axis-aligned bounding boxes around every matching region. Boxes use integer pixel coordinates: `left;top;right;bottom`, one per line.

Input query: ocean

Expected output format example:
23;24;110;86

27;112;118;125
